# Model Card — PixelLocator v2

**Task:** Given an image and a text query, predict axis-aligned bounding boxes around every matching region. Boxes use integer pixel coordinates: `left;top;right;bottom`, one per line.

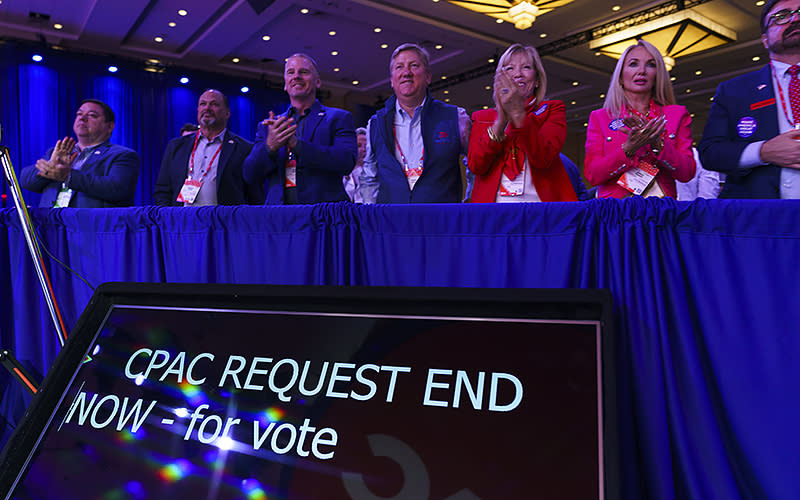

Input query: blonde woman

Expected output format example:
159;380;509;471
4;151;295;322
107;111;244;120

585;40;695;198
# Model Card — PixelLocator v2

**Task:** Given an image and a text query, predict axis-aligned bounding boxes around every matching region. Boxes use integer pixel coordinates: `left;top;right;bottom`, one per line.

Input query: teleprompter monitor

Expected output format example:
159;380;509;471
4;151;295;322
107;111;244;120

0;283;617;500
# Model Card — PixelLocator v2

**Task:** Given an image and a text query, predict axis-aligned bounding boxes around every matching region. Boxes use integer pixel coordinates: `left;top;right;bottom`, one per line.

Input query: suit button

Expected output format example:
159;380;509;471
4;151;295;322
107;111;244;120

606;136;612;142
668;133;676;139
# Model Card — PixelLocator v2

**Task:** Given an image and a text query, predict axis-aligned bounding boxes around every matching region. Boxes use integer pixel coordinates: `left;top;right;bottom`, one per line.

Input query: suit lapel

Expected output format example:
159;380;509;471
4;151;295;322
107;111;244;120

78;142;111;171
302;101;325;141
753;64;778;138
217;131;235;179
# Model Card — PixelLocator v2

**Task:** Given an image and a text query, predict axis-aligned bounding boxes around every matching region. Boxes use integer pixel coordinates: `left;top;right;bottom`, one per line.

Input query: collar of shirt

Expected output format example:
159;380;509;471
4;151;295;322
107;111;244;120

394;96;427;124
199;128;226;145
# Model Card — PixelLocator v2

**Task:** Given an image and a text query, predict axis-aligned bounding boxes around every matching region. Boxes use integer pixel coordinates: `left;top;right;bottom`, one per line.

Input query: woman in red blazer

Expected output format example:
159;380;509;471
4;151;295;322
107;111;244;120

585;40;695;199
468;44;577;203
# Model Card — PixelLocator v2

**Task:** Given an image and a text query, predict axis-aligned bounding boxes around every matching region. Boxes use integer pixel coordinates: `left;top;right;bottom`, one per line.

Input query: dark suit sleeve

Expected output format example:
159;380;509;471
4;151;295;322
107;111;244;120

698;82;756;175
243;122;281;185
154;139;180;206
295;110;356;175
19;149;54;193
67;148;140;204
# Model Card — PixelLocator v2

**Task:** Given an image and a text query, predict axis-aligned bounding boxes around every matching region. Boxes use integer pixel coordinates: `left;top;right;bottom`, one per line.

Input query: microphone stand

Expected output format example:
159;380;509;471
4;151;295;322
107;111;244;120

0;123;68;396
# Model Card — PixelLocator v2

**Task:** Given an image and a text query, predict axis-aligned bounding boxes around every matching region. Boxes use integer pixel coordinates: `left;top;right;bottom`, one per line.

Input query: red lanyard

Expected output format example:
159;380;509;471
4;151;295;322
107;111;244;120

189;130;224;180
770;62;799;128
392;124;424;172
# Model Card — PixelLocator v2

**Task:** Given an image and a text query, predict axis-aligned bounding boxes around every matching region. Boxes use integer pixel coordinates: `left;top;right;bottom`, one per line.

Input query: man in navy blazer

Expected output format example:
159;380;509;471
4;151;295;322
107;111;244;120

242;53;356;204
20;99;140;208
699;0;800;198
154;89;264;206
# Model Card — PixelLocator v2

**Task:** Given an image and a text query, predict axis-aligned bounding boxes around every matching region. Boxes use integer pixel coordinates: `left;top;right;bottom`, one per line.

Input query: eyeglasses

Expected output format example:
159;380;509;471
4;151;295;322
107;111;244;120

769;8;800;26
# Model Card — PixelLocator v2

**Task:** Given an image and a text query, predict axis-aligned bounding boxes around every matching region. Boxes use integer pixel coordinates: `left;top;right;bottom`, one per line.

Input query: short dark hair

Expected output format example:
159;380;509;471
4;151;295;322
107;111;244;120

80;99;114;123
761;0;787;32
201;89;229;109
180;123;199;134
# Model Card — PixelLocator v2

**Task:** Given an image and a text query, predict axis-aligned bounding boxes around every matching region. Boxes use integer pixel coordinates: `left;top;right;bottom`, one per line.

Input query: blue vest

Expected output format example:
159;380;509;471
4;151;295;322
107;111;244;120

370;94;462;203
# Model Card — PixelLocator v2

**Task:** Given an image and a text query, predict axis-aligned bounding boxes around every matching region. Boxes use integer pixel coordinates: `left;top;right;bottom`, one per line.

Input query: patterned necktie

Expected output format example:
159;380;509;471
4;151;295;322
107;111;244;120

788;65;800;126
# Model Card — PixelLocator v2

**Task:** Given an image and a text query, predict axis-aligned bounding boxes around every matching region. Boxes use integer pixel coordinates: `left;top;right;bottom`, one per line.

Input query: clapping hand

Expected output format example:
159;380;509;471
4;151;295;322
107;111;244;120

35;137;77;182
264;111;298;152
621;115;666;157
494;71;527;128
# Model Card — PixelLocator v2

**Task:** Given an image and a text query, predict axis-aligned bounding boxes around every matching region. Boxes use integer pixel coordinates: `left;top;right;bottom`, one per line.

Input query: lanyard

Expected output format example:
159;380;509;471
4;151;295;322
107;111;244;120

623;99;659;121
189;131;224;180
392;123;424;172
770;62;800;129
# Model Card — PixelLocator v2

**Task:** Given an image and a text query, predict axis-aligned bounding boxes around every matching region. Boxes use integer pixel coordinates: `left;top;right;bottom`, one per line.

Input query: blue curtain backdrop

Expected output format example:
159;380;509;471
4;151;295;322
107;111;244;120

0;41;289;207
1;199;799;500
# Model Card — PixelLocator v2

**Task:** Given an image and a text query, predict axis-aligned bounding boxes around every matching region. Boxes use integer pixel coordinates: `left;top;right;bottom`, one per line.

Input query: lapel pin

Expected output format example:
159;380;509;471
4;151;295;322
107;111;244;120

318;112;325;116
758;84;767;90
228;140;234;143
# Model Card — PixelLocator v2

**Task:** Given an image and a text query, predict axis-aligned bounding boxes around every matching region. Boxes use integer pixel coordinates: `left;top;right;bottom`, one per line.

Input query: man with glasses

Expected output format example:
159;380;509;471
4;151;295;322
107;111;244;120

699;0;800;198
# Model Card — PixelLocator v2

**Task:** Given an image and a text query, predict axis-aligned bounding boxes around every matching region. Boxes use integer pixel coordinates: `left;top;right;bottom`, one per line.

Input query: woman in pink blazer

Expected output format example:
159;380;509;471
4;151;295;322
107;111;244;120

585;40;695;198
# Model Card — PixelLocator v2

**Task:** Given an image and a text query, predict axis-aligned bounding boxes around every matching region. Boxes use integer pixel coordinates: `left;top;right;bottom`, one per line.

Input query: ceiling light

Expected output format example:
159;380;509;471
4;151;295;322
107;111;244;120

334;67;340;72
435;44;443;49
695;70;702;75
178;9;188;16
600;93;605;98
148;58;160;64
374;27;382;32
54;23;63;30
329;31;336;36
584;123;588;127
444;90;450;94
441;76;447;79
685;88;691;93
300;8;309;14
752;56;760;61
448;0;572;30
108;66;118;73
381;43;388;49
483;105;489;109
331;51;338;56
670;76;676;81
485;85;491;90
572;81;579;86
539;33;547;38
232;57;240;63
589;10;736;71
241;86;250;93
690;113;695;117
570;100;576;105
709;96;714;101
756;0;765;5
168;22;176;27
612;5;620;11
488;58;495;63
154;36;164;43
32;54;43;62
352;80;359;85
445;98;451;102
180;77;189;84
496;19;503;23
262;35;271;41
595;52;601;56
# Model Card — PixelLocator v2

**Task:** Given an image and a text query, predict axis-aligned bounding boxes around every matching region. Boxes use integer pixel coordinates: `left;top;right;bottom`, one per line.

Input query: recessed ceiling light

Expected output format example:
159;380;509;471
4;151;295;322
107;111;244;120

374;27;382;33
756;0;765;5
444;90;449;94
352;80;359;85
685;88;691;93
381;43;388;49
108;66;118;73
488;58;495;63
148;58;160;64
539;33;547;38
709;96;714;101
695;70;702;75
485;86;491;90
334;67;340;72
178;9;188;16
441;76;447;79
690;113;695;117
595;52;602;56
262;35;271;41
671;76;676;81
572;81;579;86
445;98;450;102
241;86;250;93
752;56;760;61
232;57;240;63
53;23;63;30
483;105;489;109
168;22;176;27
329;31;336;36
570;100;576;105
32;54;43;62
435;44;443;49
300;8;309;14
600;93;605;98
154;36;164;43
584;123;588;127
331;51;338;56
496;19;503;23
180;77;189;84
612;5;620;11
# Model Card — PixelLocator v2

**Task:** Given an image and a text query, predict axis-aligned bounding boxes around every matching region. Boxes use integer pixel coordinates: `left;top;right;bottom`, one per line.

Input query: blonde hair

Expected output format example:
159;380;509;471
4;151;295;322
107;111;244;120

495;44;547;106
602;40;675;116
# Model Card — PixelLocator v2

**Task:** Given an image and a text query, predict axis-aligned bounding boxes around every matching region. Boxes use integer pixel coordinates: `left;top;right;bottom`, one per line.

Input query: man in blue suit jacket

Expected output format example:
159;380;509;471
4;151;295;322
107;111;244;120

20;99;140;208
155;89;263;206
699;0;800;198
243;53;356;205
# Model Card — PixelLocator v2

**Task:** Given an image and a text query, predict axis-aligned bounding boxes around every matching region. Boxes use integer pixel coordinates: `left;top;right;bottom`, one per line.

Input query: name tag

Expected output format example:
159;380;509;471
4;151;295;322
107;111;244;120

177;178;202;204
499;172;524;196
285;158;297;188
617;161;658;196
54;187;74;208
405;167;423;190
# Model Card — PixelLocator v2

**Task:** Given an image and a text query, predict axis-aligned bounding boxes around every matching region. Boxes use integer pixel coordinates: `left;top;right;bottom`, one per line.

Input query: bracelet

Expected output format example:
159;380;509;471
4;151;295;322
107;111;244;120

487;127;505;143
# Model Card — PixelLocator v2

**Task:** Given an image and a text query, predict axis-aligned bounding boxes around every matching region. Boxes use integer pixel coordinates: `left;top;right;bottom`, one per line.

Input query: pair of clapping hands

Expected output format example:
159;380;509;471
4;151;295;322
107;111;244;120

36;137;77;182
493;71;530;129
263;111;298;153
621;115;666;158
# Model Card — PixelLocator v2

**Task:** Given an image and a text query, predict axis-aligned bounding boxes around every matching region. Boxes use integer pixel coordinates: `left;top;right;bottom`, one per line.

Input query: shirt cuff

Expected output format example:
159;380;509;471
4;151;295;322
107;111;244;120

739;141;766;169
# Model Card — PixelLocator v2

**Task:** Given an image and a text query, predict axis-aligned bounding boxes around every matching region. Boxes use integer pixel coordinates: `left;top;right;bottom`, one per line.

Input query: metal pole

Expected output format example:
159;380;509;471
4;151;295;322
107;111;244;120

0;146;68;348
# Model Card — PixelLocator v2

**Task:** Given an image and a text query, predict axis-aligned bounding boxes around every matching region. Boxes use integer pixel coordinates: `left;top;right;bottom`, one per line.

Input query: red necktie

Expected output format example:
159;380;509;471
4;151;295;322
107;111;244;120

788;65;800;126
